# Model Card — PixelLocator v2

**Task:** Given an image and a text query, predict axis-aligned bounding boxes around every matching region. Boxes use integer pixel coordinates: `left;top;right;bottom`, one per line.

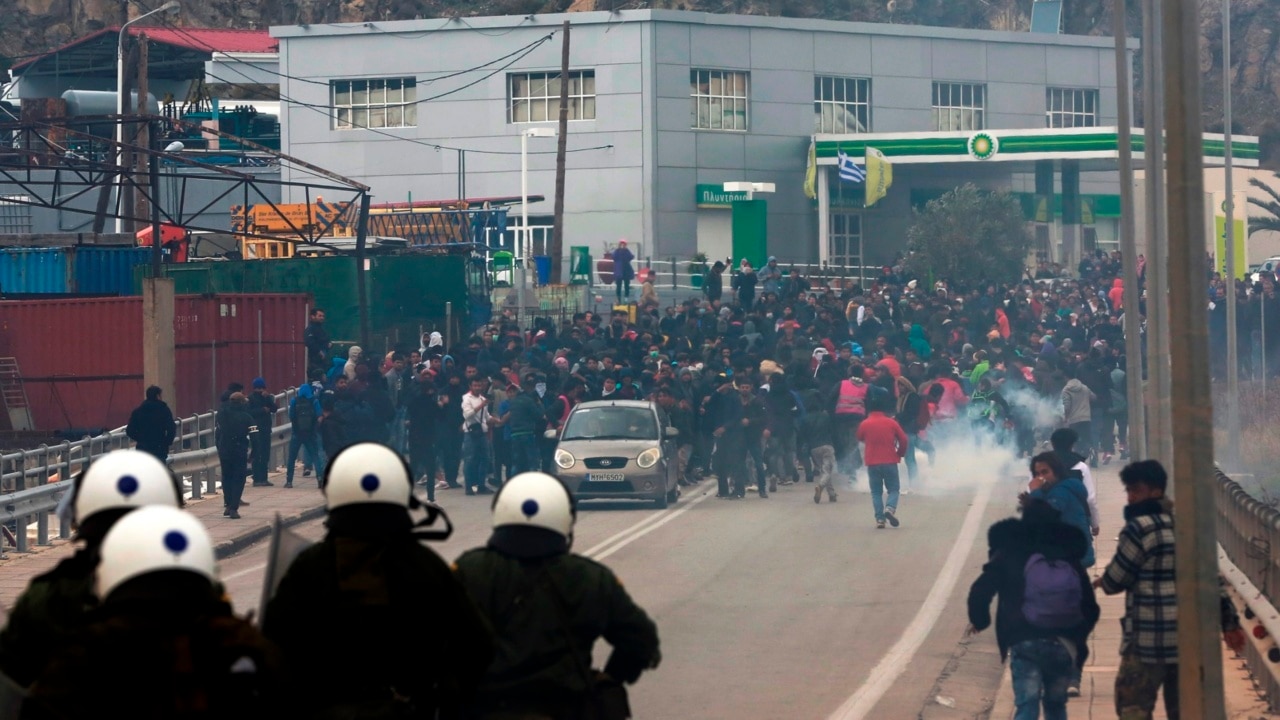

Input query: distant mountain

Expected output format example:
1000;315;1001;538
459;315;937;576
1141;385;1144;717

3;0;1274;166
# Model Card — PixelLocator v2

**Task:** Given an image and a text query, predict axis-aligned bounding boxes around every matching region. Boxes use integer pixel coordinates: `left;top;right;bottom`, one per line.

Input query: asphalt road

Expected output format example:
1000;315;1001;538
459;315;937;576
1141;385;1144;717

219;466;1023;719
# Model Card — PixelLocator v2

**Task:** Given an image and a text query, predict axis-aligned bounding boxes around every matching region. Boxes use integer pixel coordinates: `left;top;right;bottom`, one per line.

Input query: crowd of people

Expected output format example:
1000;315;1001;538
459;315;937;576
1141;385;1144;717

57;244;1260;719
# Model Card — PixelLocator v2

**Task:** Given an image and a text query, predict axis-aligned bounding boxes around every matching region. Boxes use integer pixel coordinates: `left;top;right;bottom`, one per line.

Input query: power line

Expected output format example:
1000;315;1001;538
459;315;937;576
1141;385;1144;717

205;65;611;157
148;13;553;88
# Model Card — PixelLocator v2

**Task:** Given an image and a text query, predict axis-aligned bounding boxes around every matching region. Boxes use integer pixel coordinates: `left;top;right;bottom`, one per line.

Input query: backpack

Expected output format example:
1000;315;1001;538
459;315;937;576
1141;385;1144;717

294;398;318;439
1021;553;1085;630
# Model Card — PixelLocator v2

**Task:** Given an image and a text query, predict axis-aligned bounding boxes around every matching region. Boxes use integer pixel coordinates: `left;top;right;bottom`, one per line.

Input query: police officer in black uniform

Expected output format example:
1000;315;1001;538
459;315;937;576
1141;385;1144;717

262;442;493;719
23;506;279;720
0;449;182;689
453;471;661;720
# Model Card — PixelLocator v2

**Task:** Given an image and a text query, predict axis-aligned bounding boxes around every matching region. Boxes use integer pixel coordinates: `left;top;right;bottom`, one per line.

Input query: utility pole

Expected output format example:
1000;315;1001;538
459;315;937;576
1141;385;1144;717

1164;0;1227;714
1222;0;1241;469
1142;0;1173;469
551;20;571;285
133;34;149;233
354;193;372;350
1114;0;1146;460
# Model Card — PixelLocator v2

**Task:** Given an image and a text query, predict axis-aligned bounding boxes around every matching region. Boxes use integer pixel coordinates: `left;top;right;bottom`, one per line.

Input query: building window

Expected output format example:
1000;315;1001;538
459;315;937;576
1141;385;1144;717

829;211;862;268
331;78;417;130
814;76;871;134
932;82;985;131
509;71;596;123
691;69;749;131
1046;87;1099;128
0;196;32;234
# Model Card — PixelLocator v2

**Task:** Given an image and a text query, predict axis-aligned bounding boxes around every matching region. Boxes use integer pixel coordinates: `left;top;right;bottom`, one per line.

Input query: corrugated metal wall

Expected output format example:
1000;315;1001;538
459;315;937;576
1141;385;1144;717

0;247;151;295
0;293;310;431
0;248;69;293
75;247;152;294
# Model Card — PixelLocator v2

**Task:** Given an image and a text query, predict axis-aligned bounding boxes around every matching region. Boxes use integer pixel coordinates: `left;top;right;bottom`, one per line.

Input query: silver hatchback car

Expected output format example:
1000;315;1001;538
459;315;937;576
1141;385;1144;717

545;399;680;508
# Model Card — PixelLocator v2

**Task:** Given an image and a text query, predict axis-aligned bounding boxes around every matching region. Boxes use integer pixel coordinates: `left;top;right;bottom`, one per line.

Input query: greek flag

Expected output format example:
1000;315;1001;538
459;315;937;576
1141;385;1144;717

837;150;866;183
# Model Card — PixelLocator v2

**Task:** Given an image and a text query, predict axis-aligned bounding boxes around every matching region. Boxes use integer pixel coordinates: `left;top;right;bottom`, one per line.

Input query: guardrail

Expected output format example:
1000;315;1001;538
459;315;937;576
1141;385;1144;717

0;388;298;554
1216;468;1280;710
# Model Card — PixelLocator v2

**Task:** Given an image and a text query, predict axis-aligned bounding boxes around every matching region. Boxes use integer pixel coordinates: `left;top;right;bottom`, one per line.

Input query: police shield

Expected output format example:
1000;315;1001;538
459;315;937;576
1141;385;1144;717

257;513;314;623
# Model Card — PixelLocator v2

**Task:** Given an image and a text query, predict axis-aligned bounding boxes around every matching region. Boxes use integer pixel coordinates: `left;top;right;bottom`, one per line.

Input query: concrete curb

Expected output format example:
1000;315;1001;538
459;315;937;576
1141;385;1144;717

213;505;328;560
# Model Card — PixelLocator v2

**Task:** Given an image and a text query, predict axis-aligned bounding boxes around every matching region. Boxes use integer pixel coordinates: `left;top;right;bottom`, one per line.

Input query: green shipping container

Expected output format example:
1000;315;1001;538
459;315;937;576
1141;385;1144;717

140;255;470;352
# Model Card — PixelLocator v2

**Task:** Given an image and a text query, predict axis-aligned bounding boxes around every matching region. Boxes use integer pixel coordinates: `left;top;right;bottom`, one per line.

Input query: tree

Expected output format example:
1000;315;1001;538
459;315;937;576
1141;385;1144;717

1247;174;1280;235
904;183;1032;289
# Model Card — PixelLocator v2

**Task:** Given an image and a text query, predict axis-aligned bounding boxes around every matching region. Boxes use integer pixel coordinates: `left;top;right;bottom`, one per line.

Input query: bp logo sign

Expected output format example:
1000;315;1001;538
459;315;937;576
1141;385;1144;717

968;133;999;160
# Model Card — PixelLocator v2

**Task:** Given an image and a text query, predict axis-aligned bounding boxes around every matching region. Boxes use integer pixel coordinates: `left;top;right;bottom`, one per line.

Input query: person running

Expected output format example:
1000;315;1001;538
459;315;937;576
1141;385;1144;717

856;395;909;528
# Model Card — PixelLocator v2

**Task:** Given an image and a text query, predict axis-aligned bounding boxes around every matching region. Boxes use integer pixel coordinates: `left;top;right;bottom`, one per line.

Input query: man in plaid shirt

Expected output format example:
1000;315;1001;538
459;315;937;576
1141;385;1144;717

1095;460;1177;718
1095;460;1246;720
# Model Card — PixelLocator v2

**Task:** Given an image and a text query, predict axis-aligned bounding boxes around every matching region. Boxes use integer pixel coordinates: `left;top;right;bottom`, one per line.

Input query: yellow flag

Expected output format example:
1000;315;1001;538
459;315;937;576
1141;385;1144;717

803;139;817;200
865;147;893;207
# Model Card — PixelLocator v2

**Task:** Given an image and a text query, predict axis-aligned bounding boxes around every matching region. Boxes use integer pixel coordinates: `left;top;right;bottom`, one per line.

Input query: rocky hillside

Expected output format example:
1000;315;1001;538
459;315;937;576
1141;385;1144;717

2;0;1277;164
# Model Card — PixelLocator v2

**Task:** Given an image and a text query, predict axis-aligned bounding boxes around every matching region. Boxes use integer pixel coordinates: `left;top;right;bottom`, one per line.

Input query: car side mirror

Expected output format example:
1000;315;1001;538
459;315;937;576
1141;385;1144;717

664;426;679;438
544;429;559;440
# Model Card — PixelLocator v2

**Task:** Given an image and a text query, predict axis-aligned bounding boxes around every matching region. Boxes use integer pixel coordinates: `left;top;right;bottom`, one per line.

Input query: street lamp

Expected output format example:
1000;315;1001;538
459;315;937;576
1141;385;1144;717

520;126;556;266
116;0;180;234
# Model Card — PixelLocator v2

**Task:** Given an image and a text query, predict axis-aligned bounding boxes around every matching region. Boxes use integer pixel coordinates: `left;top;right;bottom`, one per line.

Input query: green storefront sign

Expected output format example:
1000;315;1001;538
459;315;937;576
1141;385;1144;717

696;184;751;208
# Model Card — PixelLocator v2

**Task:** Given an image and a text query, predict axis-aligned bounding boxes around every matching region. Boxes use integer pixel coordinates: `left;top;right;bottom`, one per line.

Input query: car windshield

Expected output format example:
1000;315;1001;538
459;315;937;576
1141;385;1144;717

562;406;658;441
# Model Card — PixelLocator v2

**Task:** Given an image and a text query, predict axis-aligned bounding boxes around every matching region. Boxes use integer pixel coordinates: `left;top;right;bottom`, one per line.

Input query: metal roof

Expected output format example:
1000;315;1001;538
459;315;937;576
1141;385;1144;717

12;27;277;80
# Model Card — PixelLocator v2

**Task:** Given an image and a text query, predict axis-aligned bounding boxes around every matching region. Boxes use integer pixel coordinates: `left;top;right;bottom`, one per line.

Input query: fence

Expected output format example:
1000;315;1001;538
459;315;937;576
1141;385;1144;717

1217;469;1280;710
639;258;883;296
0;388;297;554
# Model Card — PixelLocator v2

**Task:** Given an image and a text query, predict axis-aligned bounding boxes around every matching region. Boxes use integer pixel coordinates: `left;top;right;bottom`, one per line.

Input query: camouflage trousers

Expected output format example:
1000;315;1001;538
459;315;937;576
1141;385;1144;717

1115;652;1178;720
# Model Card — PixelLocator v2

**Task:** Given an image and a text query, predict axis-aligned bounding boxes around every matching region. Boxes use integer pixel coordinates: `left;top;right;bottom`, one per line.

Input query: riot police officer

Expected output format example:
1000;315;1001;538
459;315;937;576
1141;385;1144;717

0;449;182;687
262;442;493;719
453;471;661;720
23;506;278;719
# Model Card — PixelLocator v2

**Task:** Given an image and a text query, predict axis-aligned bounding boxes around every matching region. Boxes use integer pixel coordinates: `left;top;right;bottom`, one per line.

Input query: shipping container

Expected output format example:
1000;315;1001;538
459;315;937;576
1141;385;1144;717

149;254;476;352
0;246;152;295
75;247;152;294
0;293;310;432
0;248;68;293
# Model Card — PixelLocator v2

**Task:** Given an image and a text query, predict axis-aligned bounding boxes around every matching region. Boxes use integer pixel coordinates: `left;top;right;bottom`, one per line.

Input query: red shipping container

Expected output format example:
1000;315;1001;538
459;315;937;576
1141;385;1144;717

0;293;312;432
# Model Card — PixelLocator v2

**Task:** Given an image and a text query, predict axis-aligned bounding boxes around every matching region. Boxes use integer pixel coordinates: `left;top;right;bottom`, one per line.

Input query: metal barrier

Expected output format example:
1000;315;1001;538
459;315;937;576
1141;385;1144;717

0;388;298;554
1217;468;1280;710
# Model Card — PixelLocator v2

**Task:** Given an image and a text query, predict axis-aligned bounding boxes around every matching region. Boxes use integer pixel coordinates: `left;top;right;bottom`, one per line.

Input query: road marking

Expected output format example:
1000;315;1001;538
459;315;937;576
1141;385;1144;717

827;477;997;720
224;488;715;582
586;488;717;561
223;561;268;581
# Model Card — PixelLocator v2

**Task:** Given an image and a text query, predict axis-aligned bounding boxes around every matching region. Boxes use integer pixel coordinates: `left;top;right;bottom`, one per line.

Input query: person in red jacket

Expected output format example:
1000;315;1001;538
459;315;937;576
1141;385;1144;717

857;396;909;529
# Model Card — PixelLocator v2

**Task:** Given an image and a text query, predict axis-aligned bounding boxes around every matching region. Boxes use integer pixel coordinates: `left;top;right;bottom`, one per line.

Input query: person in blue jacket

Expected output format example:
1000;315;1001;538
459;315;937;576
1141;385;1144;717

285;384;325;488
1022;451;1095;568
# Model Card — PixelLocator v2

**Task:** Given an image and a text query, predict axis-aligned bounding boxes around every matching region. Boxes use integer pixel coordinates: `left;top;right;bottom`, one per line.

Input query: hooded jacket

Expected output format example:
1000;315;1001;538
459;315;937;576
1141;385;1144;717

1060;378;1094;427
966;509;1101;661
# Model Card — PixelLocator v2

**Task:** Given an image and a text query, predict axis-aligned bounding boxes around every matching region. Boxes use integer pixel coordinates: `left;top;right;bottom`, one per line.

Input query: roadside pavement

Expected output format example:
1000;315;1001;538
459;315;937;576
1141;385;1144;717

0;465;327;622
989;463;1270;720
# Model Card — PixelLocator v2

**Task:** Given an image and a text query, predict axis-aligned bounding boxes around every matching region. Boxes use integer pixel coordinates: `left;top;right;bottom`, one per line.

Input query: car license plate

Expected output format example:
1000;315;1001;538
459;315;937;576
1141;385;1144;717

588;472;625;482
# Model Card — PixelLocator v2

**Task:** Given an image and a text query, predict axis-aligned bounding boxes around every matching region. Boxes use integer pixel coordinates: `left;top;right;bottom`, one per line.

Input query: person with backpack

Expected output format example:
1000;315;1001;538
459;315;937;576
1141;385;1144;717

966;489;1100;720
796;389;837;503
263;443;494;719
285;383;324;489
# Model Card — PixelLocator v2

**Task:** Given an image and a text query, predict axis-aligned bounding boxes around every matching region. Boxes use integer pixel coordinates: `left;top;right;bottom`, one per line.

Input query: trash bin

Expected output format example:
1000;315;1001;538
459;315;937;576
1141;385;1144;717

533;255;552;286
570;246;592;285
491;251;514;287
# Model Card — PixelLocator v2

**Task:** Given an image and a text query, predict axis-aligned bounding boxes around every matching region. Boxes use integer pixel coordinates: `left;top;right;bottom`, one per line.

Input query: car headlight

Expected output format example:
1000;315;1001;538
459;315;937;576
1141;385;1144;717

554;449;576;470
637;448;661;469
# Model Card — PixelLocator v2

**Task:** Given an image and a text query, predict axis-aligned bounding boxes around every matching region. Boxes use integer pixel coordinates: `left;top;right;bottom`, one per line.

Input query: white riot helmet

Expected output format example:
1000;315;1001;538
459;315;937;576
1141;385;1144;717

323;442;413;511
74;449;180;525
492;472;575;539
94;505;216;600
